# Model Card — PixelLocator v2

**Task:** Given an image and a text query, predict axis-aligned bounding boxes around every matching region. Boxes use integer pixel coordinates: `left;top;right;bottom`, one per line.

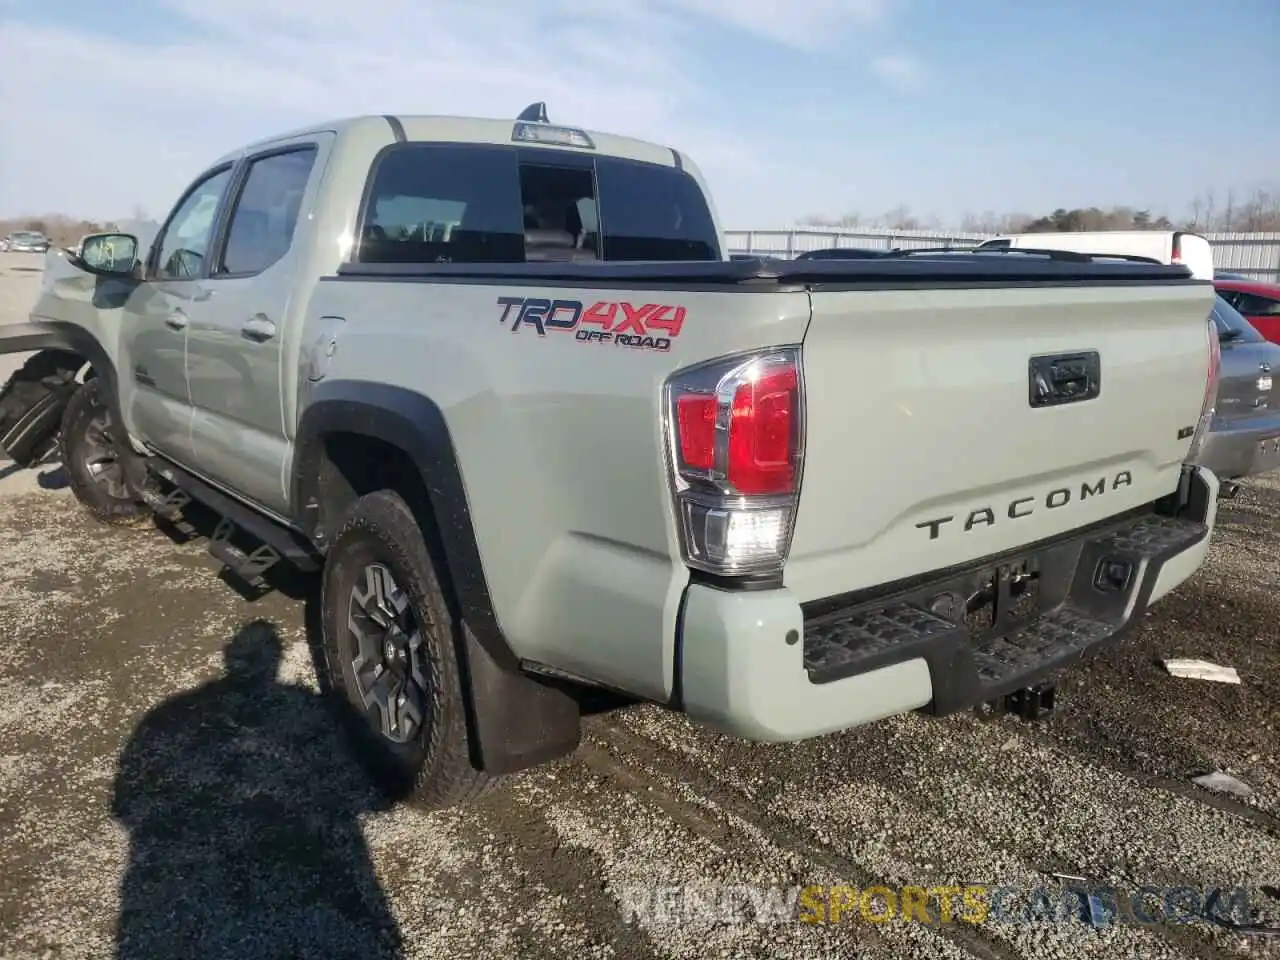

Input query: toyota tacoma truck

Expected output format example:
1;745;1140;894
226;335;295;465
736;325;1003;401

0;105;1224;809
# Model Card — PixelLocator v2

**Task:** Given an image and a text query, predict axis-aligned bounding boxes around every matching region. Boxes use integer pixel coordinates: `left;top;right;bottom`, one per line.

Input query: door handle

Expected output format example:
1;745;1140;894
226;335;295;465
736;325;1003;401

242;316;277;342
164;311;188;331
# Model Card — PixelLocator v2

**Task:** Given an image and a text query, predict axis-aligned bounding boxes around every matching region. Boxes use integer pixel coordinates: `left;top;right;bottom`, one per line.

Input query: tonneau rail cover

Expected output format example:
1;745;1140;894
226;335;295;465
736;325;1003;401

331;256;1200;287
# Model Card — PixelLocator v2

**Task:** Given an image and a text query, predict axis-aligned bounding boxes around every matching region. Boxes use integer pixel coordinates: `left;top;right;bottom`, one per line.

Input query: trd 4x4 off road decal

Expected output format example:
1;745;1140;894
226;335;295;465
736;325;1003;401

496;296;685;352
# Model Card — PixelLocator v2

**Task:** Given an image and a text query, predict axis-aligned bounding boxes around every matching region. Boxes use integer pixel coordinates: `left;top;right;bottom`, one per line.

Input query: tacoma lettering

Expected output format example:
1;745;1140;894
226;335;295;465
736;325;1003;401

916;471;1133;541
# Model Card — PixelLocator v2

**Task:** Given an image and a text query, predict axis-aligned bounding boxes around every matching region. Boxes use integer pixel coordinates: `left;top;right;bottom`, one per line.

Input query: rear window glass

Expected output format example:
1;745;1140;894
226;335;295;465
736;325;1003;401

358;144;525;263
355;143;719;264
594;156;719;261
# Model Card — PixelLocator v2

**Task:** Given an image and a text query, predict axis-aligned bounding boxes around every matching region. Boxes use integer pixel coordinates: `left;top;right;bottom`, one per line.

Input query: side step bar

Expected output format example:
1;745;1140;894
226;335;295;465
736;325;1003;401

146;460;322;588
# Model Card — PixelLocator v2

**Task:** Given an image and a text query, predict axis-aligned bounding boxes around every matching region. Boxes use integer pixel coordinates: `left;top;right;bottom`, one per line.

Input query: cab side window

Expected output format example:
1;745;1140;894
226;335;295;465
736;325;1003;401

217;147;318;276
153;167;233;280
1216;290;1242;310
1234;293;1280;317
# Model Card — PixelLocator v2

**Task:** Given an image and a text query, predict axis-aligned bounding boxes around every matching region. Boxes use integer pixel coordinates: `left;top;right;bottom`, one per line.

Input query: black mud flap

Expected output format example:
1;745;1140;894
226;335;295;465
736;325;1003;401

0;350;85;467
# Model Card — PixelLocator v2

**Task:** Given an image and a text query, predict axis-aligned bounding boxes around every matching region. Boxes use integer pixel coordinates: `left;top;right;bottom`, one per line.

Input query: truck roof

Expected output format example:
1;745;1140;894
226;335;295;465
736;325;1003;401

216;112;684;172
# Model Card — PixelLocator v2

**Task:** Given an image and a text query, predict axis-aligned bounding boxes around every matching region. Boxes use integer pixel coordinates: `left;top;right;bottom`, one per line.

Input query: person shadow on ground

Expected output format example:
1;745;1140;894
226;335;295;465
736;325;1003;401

110;619;406;959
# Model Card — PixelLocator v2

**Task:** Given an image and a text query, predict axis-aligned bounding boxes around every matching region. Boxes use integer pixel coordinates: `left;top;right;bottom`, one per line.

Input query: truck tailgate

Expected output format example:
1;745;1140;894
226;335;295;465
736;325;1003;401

785;281;1216;603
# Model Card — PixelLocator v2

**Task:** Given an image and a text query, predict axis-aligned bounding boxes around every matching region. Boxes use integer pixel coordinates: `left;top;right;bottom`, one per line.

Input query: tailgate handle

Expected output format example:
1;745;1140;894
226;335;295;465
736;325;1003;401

1029;352;1101;408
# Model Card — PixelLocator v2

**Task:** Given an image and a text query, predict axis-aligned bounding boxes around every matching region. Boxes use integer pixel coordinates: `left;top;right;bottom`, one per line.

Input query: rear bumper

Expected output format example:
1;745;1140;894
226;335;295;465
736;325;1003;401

676;465;1218;742
1196;416;1280;480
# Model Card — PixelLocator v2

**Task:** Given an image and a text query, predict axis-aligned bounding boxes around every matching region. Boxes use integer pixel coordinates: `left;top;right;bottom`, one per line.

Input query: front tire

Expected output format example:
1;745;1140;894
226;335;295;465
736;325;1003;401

319;489;494;809
58;379;151;528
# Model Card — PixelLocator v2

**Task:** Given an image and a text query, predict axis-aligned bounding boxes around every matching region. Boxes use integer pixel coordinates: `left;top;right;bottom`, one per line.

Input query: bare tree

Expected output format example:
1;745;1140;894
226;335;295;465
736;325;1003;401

1236;188;1280;231
799;212;864;228
793;186;1280;235
0;213;113;246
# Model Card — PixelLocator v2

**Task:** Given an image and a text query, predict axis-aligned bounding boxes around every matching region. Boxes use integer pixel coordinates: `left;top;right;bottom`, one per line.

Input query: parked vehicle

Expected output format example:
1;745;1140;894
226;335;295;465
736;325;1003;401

1213;277;1280;345
0;105;1223;810
3;231;51;254
975;230;1215;281
1193;296;1280;486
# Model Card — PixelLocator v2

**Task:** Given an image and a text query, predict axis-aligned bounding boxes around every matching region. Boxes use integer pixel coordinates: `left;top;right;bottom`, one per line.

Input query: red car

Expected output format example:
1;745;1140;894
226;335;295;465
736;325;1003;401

1214;277;1280;344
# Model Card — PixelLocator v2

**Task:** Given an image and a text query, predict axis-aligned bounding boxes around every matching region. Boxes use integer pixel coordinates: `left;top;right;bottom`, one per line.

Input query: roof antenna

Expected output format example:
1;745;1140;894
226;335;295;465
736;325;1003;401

517;101;549;123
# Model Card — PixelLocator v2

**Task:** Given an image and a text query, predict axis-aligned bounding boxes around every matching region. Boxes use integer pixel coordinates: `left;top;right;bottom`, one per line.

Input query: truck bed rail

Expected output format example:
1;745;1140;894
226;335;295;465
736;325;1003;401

331;255;1200;288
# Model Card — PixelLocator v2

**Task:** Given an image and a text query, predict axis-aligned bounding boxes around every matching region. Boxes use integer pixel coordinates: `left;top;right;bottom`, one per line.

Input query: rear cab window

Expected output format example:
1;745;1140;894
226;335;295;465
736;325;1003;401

355;142;720;264
593;157;719;261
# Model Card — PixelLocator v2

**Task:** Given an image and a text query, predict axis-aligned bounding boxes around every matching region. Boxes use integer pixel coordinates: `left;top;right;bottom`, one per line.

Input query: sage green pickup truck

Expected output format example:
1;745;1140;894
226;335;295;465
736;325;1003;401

0;105;1223;809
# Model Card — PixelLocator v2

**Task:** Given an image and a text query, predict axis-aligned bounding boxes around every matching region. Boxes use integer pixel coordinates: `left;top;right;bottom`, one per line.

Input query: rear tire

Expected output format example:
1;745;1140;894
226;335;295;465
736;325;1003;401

58;379;151;528
319;489;495;809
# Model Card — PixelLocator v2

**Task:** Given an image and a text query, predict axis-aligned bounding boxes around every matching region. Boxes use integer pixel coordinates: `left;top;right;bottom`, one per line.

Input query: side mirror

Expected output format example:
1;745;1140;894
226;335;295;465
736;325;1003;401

76;232;140;276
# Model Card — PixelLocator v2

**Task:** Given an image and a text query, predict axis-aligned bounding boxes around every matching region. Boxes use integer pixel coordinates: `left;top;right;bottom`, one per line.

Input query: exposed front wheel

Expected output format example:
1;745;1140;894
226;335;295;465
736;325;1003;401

319;489;495;809
58;379;151;527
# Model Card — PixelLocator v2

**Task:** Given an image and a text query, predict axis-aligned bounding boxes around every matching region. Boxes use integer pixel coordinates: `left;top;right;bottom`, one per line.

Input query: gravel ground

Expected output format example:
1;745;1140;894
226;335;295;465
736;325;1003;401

0;255;1277;959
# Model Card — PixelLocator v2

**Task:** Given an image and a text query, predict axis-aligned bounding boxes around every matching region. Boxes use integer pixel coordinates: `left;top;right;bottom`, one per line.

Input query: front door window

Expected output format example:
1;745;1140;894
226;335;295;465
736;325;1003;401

153;167;233;280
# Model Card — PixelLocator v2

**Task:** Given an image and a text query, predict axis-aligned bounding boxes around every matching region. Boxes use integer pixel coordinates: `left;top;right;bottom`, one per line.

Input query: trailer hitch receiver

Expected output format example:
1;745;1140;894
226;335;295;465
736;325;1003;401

997;682;1057;722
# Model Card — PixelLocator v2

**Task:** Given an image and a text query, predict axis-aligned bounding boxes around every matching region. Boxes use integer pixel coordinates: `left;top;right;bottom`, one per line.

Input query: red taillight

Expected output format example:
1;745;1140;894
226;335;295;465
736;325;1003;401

1186;312;1222;465
727;366;798;494
676;394;717;470
1206;316;1222;403
665;349;805;577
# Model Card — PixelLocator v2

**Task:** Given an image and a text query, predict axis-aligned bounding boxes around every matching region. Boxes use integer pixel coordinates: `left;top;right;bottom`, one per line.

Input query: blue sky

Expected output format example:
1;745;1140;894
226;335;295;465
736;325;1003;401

1;0;1276;228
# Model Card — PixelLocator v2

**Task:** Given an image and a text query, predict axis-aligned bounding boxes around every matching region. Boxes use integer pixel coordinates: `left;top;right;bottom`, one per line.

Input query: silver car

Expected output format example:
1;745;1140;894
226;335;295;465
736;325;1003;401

4;231;50;254
1196;294;1280;487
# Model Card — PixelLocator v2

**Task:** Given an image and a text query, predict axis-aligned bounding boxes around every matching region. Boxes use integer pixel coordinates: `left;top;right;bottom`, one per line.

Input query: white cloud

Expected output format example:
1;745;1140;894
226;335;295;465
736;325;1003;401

659;0;892;49
869;53;927;92
0;0;907;223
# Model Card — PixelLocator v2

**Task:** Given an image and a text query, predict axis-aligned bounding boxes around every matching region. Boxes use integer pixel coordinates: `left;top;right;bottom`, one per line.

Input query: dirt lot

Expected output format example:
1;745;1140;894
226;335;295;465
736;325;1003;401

0;253;1277;959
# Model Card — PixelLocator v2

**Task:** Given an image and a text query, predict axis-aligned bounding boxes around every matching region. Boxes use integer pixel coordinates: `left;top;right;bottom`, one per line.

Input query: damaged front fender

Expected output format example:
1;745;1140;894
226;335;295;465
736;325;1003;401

1;247;133;469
